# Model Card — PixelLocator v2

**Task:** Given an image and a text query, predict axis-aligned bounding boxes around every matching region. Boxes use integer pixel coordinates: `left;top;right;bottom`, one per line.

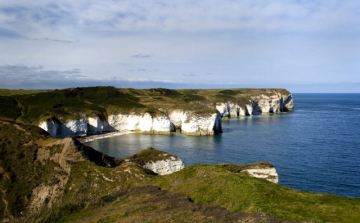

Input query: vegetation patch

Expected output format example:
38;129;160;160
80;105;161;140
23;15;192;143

0;121;55;218
0;96;22;121
0;89;47;96
34;186;292;223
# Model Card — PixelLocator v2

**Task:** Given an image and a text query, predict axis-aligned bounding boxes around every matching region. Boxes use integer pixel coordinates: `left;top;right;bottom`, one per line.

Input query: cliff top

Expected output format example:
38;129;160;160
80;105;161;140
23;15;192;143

0;86;291;124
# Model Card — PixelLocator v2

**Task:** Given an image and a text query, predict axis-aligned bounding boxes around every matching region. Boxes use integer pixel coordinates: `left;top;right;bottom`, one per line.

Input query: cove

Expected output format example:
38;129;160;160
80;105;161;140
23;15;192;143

86;93;360;198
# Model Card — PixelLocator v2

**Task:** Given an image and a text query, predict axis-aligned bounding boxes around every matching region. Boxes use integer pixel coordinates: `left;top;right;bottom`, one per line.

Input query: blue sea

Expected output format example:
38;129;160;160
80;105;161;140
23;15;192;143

86;94;360;198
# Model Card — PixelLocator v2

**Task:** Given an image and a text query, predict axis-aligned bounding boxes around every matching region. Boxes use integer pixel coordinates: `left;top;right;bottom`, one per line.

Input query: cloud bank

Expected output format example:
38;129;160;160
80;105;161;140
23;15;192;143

0;1;359;92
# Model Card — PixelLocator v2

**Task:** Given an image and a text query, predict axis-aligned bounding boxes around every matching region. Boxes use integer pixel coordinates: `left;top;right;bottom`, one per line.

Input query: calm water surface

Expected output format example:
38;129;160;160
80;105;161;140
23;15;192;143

86;94;360;197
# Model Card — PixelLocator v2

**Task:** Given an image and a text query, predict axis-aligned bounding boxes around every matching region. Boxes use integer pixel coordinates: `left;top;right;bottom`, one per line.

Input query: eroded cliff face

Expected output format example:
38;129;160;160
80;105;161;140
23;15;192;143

87;117;104;135
168;110;222;136
106;113;175;134
38;93;293;138
283;94;294;111
39;118;88;138
216;102;250;117
216;93;293;118
39;113;176;138
251;93;289;114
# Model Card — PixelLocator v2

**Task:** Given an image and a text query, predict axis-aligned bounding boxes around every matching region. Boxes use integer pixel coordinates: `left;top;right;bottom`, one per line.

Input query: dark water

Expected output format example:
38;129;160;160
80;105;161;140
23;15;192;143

86;94;360;198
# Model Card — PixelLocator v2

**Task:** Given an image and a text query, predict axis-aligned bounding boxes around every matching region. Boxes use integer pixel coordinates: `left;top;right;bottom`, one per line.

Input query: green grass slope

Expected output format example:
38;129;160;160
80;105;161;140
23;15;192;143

32;162;360;223
37;186;297;223
152;165;360;222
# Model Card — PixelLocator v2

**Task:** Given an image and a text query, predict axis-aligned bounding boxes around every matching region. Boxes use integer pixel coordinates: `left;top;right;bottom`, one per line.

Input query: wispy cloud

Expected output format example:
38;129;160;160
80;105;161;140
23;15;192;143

0;64;85;88
0;1;360;92
1;0;358;37
0;63;185;89
44;38;78;43
131;54;152;58
61;68;81;74
137;69;146;71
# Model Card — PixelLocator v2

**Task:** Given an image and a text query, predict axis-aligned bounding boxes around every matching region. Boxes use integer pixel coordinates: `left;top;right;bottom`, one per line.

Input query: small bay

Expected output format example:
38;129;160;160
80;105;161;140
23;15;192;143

86;93;360;198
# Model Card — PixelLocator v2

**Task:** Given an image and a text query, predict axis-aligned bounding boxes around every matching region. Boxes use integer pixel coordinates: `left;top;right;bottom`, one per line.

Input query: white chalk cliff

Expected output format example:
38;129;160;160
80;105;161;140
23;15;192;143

39;113;176;138
39;93;293;138
39;118;88;138
216;93;293;118
168;110;222;135
105;113;175;134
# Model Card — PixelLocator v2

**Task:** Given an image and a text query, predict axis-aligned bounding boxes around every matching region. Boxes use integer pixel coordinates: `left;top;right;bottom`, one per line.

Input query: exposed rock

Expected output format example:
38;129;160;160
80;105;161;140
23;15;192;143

245;104;253;116
215;93;293;118
216;102;249;117
283;94;294;111
250;94;282;114
250;93;293;114
169;112;222;135
126;147;185;175
39;118;87;138
168;109;222;135
87;116;104;135
221;162;279;184
143;157;185;175
40;113;176;138
167;109;187;128
216;103;231;117
107;113;175;134
29;137;124;214
242;167;279;184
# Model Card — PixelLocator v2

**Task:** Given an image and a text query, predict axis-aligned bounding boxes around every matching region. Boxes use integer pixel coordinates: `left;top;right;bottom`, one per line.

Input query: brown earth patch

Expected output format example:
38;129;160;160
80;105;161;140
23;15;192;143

89;186;300;223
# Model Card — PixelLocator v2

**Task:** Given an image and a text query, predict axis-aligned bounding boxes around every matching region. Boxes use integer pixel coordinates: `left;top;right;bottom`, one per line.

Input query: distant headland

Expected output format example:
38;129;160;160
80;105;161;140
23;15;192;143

0;87;293;138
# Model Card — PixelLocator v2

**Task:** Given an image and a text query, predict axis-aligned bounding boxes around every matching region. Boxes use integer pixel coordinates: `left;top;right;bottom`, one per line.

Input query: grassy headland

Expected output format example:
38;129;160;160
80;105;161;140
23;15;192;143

0;87;290;124
1;121;359;223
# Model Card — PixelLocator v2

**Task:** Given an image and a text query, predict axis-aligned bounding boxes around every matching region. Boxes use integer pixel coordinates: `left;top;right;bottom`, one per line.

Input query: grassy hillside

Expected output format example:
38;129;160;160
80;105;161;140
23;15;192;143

1;121;359;223
0;87;290;124
37;186;297;223
0;121;123;221
0;89;47;96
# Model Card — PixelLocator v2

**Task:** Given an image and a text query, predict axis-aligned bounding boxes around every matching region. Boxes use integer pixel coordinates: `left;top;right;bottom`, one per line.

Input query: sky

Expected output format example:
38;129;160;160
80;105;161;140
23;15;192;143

0;0;360;93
